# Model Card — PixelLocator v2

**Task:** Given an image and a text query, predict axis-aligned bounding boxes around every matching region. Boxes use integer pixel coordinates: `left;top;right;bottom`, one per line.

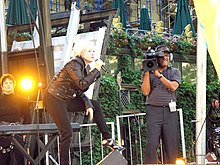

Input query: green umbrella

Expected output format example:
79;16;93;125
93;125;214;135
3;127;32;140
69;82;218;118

112;0;126;28
172;0;196;36
6;0;29;25
29;0;38;21
139;7;151;31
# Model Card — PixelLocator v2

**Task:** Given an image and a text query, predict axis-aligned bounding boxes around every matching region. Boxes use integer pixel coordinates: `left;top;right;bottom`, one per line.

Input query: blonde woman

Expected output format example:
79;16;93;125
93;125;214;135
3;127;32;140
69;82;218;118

44;41;122;165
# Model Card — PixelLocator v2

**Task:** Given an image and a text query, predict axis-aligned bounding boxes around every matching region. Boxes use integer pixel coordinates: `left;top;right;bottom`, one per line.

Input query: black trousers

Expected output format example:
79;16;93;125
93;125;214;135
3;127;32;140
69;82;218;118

0;135;24;165
44;91;110;165
144;105;179;164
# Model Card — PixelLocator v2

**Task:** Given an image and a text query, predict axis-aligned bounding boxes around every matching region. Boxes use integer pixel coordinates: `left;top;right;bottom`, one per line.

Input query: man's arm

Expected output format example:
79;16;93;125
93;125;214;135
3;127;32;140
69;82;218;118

141;72;151;96
153;69;180;92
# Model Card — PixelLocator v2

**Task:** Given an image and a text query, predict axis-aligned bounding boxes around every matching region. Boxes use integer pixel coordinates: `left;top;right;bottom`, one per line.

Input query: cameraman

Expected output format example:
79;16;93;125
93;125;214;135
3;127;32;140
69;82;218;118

141;45;181;164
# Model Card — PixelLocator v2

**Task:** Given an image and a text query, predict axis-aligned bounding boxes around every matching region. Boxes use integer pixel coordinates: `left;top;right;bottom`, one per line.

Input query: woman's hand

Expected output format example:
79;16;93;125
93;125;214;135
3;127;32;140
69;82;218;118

86;107;94;121
95;59;104;71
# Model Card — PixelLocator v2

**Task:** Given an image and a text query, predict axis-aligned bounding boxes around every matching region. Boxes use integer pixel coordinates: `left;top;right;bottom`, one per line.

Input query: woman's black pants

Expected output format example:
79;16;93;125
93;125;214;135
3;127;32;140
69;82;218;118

44;91;110;165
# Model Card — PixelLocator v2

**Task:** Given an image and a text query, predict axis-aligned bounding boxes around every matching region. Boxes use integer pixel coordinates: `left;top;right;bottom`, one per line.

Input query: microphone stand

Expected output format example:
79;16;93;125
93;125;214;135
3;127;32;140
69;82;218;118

26;83;42;165
35;83;41;165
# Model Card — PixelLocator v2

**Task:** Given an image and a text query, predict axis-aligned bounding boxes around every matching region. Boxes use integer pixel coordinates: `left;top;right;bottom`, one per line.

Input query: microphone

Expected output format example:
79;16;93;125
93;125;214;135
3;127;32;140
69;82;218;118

101;65;109;73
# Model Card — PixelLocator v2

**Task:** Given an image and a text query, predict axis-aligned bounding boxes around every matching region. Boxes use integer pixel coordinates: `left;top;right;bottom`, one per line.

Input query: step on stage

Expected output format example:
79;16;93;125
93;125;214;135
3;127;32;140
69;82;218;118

97;150;128;165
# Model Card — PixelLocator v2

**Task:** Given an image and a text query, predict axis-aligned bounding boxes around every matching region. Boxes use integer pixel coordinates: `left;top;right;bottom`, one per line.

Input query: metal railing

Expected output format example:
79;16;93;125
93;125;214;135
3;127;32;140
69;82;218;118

77;122;115;165
44;109;185;165
116;110;186;164
44;122;115;165
116;113;146;165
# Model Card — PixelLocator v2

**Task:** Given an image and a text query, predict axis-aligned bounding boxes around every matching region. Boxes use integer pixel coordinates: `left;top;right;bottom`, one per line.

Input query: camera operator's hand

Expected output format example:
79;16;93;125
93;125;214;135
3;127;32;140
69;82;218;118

152;70;162;78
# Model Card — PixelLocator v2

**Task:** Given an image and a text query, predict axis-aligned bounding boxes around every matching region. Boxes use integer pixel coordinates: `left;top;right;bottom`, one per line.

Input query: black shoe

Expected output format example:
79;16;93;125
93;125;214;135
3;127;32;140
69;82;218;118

102;139;124;151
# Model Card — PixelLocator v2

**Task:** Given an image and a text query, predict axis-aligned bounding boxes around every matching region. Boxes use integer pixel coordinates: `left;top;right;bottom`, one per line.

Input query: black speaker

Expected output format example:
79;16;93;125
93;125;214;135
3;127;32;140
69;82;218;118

97;150;128;165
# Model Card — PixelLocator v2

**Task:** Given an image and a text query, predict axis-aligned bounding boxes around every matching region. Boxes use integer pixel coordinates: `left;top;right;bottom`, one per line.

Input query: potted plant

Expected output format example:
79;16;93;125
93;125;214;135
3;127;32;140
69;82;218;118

139;32;154;50
110;28;129;47
107;27;197;58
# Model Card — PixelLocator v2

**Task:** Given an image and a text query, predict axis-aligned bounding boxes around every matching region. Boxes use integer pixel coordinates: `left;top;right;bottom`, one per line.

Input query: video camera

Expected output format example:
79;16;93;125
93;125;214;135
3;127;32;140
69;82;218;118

142;48;164;72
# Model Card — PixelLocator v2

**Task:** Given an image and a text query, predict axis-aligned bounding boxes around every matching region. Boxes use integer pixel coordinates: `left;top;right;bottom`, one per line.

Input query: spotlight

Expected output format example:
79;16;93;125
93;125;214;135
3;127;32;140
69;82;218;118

176;158;186;165
21;78;33;91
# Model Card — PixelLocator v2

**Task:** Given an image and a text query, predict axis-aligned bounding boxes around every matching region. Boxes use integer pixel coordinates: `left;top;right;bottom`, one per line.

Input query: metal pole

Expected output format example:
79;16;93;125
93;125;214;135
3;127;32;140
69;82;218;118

196;21;207;164
116;116;122;147
178;108;186;159
45;134;49;165
127;117;133;165
0;0;8;74
37;0;54;86
137;116;143;165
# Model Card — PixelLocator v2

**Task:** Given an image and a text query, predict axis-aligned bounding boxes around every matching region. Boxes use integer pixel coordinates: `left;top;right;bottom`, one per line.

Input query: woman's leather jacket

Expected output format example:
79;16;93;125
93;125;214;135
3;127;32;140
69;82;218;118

47;56;100;109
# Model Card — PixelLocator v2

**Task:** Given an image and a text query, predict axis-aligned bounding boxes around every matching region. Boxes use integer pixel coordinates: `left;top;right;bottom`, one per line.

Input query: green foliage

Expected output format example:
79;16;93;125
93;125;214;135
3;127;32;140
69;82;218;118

98;75;121;119
207;54;218;83
151;34;167;47
129;34;143;57
9;31;32;39
182;63;196;84
176;81;196;160
175;37;193;55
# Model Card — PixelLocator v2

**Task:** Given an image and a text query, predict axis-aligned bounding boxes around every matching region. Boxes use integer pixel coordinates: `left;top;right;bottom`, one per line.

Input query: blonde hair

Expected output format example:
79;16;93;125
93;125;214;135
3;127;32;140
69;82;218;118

72;40;96;57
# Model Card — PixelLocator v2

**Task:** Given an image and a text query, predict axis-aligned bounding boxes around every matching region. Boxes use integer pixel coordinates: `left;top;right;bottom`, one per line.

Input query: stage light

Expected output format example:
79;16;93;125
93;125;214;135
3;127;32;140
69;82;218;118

21;78;33;91
176;158;186;165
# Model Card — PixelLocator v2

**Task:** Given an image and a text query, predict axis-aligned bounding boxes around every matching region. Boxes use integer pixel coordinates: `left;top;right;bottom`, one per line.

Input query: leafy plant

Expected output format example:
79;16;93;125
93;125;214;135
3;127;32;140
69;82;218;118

110;28;129;47
175;37;194;55
8;31;32;40
151;33;167;48
129;34;143;57
139;32;153;49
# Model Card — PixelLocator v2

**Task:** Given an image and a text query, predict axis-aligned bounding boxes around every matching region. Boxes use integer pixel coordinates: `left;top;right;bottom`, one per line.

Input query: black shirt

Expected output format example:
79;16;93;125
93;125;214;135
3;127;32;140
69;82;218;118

0;93;31;123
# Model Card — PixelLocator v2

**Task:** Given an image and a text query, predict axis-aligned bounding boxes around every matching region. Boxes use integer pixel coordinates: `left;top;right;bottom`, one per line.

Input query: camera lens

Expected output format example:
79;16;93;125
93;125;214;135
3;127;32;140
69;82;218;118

147;61;154;68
